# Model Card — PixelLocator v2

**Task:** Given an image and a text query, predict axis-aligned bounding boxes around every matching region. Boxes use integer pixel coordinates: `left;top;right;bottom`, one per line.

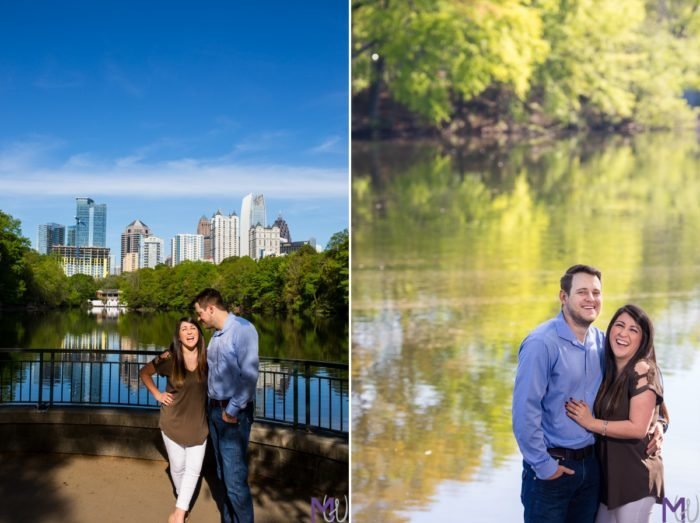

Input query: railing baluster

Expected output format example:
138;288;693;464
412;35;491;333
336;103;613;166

305;363;311;431
37;352;44;408
0;349;347;434
49;352;55;407
293;367;299;429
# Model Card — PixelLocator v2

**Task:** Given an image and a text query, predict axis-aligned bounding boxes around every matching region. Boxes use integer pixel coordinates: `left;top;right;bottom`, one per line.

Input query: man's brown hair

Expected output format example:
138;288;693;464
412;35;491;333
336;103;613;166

560;264;602;295
193;288;227;311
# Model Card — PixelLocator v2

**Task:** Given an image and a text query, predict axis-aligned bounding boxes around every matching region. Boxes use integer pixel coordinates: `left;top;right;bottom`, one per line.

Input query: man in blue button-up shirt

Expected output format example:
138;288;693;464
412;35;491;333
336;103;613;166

195;288;259;523
513;265;605;523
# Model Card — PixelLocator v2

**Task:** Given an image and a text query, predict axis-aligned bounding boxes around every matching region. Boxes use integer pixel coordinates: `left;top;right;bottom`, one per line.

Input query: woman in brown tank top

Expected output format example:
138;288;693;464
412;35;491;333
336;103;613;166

565;304;668;523
140;317;209;523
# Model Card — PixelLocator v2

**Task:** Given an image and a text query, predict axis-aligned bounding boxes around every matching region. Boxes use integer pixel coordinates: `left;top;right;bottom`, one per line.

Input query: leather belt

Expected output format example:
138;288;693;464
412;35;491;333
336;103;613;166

547;445;595;461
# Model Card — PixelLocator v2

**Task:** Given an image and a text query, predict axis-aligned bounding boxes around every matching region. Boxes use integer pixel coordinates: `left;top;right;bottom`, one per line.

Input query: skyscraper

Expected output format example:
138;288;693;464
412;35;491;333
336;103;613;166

121;219;151;272
211;210;239;264
197;216;213;261
66;225;76;247
170;234;204;266
240;194;252;258
251;194;267;228
140;235;164;269
37;223;66;255
75;197;107;247
273;213;291;243
240;193;267;258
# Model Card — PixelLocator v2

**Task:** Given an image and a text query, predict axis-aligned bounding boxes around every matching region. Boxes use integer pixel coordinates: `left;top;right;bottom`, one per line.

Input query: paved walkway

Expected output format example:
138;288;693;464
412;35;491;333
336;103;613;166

0;452;311;523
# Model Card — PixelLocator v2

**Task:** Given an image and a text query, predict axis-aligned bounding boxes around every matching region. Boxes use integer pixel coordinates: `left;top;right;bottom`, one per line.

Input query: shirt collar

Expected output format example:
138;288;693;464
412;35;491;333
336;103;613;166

554;310;589;347
213;313;235;337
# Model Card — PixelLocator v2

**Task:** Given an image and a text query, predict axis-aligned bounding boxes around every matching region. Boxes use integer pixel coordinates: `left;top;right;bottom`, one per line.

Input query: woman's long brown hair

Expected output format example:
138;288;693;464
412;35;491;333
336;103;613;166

594;304;669;423
169;317;207;388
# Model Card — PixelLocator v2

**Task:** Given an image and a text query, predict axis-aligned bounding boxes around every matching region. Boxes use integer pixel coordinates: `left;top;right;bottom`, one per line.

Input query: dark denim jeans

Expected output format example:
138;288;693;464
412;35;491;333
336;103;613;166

208;403;254;523
520;454;600;523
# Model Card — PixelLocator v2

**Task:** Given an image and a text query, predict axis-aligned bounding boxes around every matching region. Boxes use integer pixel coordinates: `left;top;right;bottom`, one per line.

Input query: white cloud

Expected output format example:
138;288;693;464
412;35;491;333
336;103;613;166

0;137;64;171
0;140;347;199
309;135;342;154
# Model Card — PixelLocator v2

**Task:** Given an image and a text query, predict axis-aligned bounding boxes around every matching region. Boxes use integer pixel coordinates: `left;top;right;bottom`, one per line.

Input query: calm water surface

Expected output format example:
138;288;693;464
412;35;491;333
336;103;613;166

0;309;348;362
352;133;700;522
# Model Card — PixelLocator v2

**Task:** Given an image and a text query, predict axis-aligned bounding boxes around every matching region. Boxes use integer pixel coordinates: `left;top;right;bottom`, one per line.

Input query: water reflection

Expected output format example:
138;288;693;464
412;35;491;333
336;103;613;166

352;133;700;521
0;309;348;362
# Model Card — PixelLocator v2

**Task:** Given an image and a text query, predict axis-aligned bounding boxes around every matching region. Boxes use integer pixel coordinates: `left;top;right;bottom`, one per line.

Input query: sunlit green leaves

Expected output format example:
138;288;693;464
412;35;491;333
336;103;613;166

354;0;700;129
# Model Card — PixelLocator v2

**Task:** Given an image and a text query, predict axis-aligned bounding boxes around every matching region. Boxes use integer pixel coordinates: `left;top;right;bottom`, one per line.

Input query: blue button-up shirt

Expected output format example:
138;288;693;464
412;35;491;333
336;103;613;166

207;313;259;418
512;311;605;479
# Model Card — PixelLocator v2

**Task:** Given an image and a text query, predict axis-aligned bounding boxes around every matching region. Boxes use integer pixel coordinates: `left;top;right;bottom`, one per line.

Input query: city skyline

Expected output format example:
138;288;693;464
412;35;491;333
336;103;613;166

35;192;326;270
0;2;349;261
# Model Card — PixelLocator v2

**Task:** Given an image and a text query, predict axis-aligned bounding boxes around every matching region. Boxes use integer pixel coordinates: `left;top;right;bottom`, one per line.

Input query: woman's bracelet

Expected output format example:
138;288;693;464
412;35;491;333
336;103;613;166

602;420;608;437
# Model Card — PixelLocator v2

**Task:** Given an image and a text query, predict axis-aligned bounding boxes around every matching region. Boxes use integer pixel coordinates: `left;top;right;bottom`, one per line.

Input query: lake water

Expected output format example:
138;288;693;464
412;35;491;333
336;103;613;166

351;133;700;522
0;309;348;363
0;309;349;431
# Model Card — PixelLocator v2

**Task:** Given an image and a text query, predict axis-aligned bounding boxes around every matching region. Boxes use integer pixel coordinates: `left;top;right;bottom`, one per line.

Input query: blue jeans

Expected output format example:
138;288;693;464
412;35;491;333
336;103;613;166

208;403;254;523
520;454;600;523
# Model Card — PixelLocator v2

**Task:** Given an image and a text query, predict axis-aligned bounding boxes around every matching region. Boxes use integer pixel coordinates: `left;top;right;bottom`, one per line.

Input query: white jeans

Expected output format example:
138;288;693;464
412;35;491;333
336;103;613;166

161;431;207;511
595;497;656;523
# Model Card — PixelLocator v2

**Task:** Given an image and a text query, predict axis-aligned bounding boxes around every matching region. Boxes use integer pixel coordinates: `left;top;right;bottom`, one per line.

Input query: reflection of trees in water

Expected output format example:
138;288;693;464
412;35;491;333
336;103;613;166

352;133;700;521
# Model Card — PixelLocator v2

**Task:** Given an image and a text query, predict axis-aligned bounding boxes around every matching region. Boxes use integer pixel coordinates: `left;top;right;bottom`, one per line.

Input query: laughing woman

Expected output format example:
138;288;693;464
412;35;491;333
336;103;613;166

566;304;668;523
140;317;208;523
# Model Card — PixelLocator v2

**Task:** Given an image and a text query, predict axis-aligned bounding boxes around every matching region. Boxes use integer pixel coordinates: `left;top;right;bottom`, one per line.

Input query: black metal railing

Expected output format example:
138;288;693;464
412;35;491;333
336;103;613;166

0;348;348;434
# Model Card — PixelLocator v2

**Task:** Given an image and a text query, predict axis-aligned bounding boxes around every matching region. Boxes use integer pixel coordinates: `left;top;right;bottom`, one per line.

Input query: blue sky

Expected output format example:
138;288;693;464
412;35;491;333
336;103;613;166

0;1;348;265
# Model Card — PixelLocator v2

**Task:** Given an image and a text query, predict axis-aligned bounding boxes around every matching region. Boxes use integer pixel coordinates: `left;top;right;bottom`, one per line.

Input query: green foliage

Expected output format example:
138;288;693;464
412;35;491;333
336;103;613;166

113;238;349;319
23;251;68;307
354;0;549;124
0;210;30;305
66;274;98;307
353;0;700;130
0;209;349;319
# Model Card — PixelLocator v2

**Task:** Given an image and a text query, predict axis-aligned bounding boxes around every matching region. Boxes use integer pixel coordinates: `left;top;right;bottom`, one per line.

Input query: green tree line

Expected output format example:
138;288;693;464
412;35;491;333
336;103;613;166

353;0;700;135
0;210;348;318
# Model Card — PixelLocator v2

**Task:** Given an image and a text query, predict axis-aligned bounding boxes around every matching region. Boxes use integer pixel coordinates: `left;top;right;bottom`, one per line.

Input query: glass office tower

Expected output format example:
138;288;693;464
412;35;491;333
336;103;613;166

75;197;107;247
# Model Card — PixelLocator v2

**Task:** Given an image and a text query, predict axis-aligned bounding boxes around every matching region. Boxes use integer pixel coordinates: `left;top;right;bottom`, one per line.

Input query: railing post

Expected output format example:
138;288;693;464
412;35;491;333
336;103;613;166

49;351;55;407
37;352;45;410
293;367;299;429
305;362;311;431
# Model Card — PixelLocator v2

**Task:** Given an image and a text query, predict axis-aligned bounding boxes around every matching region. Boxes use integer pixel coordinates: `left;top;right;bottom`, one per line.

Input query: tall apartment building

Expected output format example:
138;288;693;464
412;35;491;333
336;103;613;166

249;224;281;260
170;234;204;266
120;219;151;272
75;197;107;247
140;236;164;269
211;210;239;264
197;216;213;261
240;193;267;258
37;223;66;254
52;246;111;278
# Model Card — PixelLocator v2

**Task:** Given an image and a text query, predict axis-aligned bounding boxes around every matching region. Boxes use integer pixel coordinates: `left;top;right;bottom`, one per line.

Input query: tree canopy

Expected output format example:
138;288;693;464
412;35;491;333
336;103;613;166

353;0;700;133
0;211;348;320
